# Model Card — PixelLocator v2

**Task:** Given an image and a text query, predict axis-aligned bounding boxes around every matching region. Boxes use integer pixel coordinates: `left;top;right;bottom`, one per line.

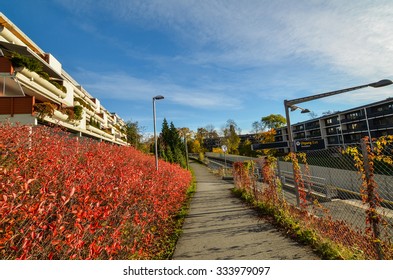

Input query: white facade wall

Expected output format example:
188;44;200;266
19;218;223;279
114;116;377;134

0;13;128;145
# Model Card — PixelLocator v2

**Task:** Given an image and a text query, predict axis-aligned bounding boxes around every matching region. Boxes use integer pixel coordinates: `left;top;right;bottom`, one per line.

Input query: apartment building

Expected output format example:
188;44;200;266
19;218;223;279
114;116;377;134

0;13;127;145
270;97;393;153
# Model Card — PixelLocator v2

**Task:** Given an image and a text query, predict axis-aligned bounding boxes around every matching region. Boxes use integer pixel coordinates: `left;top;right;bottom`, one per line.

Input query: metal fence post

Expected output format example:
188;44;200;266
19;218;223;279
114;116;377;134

276;158;282;182
360;138;383;259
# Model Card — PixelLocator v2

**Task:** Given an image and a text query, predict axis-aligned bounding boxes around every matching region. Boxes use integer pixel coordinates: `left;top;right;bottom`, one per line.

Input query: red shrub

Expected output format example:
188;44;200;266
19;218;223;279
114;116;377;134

0;123;192;259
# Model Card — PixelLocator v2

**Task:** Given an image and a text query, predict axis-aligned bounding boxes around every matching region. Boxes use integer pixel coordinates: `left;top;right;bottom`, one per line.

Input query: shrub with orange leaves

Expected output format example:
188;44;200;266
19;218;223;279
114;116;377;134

0;123;192;259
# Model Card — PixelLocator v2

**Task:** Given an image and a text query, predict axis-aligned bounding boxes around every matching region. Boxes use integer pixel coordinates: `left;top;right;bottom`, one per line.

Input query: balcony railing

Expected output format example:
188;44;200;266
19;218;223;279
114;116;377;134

292;127;305;132
342;126;368;134
305;123;320;130
326;129;341;135
341;115;365;123
367;108;393;118
368;122;393;130
307;132;322;138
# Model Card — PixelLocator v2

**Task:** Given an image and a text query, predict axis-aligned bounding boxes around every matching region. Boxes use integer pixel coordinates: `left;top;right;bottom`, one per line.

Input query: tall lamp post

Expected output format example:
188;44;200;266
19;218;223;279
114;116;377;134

153;95;164;171
284;79;392;207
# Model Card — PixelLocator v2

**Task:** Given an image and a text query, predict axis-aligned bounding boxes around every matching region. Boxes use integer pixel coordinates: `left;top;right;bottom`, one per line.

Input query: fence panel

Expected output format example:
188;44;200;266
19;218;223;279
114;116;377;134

232;139;393;259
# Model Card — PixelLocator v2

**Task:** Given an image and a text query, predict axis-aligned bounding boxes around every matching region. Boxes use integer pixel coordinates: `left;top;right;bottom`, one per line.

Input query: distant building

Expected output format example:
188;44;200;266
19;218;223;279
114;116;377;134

203;137;222;152
269;98;393;153
0;13;127;145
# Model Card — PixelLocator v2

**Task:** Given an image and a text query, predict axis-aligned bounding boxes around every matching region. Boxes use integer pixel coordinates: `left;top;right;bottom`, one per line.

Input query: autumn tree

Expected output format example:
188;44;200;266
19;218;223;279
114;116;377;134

190;139;201;154
257;128;277;156
252;114;285;156
195;125;219;152
124;120;144;148
205;124;219;139
222;119;240;154
238;138;257;157
251;121;264;134
261;114;286;130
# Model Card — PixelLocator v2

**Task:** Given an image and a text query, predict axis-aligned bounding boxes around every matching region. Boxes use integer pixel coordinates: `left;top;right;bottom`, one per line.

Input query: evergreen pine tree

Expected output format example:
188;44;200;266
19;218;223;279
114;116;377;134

159;118;187;168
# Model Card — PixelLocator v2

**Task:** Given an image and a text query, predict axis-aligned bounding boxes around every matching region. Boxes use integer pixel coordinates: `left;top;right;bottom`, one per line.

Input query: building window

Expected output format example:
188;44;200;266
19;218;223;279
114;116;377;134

373;116;393;127
327;136;340;144
294;132;305;139
345;133;362;143
325;117;338;125
347;111;361;120
327;127;339;134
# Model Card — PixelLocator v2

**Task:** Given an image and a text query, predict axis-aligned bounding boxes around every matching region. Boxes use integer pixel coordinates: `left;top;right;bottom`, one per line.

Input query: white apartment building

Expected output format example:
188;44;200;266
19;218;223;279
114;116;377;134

0;13;128;145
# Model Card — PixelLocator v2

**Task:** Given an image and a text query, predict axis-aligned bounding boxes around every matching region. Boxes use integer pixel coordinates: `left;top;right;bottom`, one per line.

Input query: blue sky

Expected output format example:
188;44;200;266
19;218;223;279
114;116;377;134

2;0;393;136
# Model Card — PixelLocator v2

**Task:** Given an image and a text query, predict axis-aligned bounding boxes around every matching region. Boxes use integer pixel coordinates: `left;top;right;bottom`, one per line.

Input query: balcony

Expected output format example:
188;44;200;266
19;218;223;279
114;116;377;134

307;131;322;138
342;126;368;134
323;118;340;127
305;122;320;130
292;127;305;133
327;135;342;145
325;125;341;135
293;134;306;140
15;67;67;101
86;124;115;141
367;108;393;118
369;122;393;130
341;115;365;123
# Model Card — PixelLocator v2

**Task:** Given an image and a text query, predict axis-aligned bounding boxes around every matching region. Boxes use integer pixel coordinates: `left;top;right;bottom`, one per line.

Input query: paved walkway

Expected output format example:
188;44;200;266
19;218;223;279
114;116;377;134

172;161;319;260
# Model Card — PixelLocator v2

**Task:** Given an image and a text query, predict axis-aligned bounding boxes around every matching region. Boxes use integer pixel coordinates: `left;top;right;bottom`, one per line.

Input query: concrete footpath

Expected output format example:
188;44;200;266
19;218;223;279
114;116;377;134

172;161;319;260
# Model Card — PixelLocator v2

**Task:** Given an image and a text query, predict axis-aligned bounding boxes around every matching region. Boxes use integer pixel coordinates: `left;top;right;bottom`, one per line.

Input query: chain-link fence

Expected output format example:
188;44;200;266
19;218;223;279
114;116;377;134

232;136;393;259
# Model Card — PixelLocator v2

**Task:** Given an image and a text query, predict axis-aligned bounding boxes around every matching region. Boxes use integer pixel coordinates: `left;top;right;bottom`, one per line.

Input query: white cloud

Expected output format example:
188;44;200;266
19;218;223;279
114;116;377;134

75;69;242;109
57;0;393;106
56;0;393;77
281;1;393;78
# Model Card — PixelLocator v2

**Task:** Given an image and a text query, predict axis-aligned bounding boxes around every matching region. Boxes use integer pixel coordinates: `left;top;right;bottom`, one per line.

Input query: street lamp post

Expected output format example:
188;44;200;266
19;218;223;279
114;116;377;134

153;95;164;171
284;79;392;207
183;133;190;170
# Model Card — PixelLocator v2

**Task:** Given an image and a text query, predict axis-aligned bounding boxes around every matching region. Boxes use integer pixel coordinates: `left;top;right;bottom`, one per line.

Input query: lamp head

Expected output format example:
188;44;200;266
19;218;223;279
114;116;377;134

289;105;298;112
153;95;165;100
289;105;310;113
369;79;393;88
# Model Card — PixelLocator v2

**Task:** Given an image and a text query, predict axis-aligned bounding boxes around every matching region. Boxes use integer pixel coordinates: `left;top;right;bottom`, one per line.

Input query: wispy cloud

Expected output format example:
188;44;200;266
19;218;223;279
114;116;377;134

75;69;243;109
57;0;393;107
56;0;393;73
56;0;393;74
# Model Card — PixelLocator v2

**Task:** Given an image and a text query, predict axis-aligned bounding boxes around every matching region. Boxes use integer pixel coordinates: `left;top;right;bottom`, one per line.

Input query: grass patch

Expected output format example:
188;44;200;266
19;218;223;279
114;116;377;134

155;168;197;259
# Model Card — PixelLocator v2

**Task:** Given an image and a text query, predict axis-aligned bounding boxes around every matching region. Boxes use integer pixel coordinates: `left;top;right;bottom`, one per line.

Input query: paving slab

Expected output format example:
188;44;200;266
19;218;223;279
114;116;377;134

172;161;320;260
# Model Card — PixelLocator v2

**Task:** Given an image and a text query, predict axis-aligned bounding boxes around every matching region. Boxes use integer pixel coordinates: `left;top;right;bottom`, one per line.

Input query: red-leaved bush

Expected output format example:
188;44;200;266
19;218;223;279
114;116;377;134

0;123;192;259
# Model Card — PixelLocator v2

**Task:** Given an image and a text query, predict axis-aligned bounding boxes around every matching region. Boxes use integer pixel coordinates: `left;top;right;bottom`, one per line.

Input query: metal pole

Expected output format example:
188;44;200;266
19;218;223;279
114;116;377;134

153;95;164;171
284;100;301;207
363;107;373;148
284;80;392;107
184;134;189;170
153;98;159;171
224;152;227;176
